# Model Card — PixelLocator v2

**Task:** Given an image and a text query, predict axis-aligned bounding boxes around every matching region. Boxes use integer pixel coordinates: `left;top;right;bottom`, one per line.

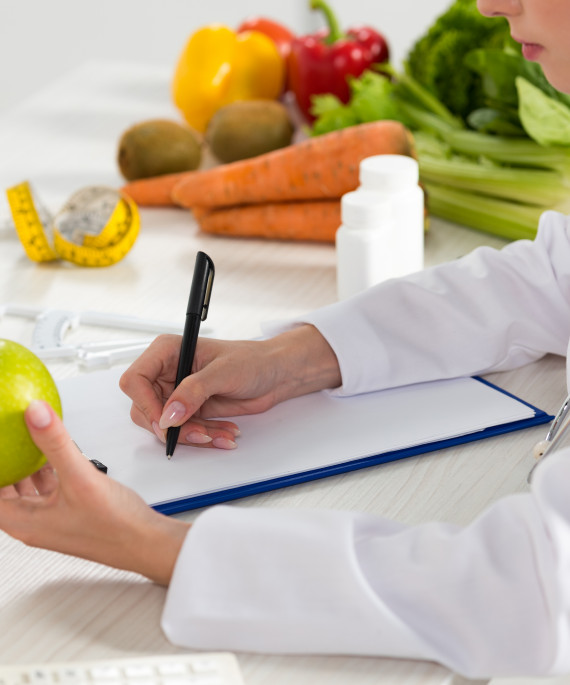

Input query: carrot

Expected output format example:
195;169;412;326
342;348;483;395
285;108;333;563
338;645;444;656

175;121;414;209
193;200;342;242
120;171;185;207
122;121;415;208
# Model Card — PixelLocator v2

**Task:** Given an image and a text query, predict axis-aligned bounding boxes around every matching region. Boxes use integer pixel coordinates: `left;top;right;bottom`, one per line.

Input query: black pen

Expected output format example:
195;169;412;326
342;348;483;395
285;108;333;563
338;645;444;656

166;251;215;458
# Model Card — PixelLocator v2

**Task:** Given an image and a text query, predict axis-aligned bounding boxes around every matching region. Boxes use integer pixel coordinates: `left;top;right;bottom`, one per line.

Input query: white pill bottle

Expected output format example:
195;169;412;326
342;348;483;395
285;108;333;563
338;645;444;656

336;155;424;301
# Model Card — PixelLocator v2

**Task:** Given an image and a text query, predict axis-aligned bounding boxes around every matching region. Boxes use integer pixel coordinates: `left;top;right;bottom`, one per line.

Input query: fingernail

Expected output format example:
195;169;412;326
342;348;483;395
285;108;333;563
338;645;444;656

27;400;52;429
152;421;166;443
212;437;237;450
159;401;186;429
229;427;241;437
185;431;213;445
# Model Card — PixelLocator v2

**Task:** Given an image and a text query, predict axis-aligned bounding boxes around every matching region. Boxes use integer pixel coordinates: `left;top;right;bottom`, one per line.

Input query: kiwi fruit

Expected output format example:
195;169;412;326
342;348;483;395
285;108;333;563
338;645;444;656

118;119;201;181
206;100;294;163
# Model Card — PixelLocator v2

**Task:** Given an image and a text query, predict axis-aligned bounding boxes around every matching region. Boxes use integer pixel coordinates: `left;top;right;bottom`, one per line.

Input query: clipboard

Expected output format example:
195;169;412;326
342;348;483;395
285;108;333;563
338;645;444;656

58;367;552;515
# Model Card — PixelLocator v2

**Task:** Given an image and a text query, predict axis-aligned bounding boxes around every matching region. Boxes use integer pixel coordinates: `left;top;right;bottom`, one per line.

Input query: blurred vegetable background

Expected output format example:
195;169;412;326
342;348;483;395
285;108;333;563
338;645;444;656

116;0;570;243
122;121;414;242
119;0;394;242
172;24;286;133
311;0;570;241
288;0;389;122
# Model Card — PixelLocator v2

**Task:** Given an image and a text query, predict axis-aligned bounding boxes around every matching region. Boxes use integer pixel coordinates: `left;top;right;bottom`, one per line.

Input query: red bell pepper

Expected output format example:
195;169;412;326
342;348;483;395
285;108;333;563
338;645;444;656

237;16;296;61
288;0;389;121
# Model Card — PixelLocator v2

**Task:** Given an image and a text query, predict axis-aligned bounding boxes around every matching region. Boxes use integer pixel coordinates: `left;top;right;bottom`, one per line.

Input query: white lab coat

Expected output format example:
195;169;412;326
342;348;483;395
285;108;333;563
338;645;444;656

161;211;570;679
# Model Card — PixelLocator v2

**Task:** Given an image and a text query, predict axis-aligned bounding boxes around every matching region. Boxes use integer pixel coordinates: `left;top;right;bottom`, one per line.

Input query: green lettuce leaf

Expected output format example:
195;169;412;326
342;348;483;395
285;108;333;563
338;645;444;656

517;77;570;146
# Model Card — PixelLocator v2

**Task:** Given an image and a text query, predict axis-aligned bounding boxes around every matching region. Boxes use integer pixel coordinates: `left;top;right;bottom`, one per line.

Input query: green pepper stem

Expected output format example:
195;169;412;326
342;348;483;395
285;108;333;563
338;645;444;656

310;0;344;44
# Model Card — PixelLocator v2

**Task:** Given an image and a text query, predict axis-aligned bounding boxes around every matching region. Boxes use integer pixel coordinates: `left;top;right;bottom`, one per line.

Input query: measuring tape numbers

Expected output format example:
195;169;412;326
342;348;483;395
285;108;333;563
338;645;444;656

6;182;140;267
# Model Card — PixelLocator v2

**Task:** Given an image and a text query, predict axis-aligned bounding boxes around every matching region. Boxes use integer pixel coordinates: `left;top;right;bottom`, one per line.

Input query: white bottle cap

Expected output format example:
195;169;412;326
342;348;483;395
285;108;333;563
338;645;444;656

359;155;419;192
341;190;392;230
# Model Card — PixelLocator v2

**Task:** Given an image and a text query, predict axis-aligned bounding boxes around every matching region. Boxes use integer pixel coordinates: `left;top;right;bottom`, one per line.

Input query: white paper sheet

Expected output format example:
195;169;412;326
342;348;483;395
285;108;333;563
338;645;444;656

58;367;539;511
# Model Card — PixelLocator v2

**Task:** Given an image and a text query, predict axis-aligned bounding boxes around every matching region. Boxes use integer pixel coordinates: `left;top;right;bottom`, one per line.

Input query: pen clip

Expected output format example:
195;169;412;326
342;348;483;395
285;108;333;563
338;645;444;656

201;264;214;321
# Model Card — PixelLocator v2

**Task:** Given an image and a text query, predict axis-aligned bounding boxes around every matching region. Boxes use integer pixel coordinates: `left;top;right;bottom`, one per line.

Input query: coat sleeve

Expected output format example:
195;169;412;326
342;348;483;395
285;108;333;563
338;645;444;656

161;450;570;679
264;211;570;396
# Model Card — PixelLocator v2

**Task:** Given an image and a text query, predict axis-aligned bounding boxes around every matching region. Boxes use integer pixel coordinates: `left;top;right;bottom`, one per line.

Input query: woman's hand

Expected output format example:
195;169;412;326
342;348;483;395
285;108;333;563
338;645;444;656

119;324;342;450
0;401;189;586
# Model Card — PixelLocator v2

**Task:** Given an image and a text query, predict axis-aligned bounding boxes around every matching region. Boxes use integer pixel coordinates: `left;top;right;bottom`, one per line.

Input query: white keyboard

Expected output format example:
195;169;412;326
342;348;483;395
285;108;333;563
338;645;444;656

0;653;244;685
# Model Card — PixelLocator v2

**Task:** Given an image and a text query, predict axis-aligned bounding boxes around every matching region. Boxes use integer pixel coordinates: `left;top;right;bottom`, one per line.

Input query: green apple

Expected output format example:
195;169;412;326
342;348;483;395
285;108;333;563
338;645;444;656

0;339;62;488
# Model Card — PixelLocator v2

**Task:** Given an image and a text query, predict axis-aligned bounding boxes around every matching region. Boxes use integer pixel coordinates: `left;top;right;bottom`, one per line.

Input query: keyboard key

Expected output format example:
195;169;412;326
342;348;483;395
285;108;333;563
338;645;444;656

89;667;122;680
191;677;223;685
30;669;54;685
123;666;156;679
0;675;26;685
57;666;88;684
157;664;188;677
188;660;219;675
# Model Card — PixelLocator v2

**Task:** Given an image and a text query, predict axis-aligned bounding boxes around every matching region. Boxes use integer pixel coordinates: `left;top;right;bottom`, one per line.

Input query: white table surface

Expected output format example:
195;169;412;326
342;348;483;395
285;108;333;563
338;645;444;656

0;61;566;685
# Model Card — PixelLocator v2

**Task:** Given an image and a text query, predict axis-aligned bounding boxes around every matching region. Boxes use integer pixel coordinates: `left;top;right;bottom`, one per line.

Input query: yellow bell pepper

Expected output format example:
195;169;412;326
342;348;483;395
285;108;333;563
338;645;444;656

172;24;285;133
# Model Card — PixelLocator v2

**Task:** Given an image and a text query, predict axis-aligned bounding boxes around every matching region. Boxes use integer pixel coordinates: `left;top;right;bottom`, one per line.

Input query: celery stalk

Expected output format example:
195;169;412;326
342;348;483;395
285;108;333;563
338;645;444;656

446;130;570;173
424;182;542;240
397;100;461;138
419;154;569;205
379;62;464;130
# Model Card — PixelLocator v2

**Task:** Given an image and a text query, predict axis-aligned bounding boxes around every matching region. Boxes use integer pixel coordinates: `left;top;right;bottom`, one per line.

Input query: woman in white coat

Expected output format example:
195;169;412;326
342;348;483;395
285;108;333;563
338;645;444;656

2;0;570;678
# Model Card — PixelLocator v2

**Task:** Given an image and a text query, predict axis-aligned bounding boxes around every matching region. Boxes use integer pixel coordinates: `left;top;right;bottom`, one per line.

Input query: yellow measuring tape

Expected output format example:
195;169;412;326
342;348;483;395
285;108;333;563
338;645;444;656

6;181;140;267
